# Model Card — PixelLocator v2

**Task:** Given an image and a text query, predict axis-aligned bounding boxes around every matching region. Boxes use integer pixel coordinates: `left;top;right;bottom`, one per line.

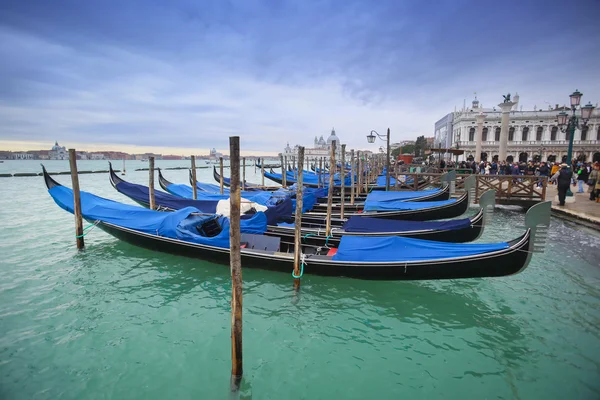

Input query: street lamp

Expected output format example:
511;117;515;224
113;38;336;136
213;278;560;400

557;90;595;195
366;128;391;191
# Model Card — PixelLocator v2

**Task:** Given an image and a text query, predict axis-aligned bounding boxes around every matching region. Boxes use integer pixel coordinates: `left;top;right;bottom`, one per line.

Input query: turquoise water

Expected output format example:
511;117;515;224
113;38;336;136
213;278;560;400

1;161;599;399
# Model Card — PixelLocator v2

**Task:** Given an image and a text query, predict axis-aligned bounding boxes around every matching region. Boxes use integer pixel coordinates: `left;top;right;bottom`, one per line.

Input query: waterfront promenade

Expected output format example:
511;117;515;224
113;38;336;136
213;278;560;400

545;184;600;229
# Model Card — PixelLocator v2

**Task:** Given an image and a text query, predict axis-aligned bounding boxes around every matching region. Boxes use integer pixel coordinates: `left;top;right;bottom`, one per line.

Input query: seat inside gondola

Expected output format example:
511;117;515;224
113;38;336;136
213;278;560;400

240;233;280;251
196;216;223;237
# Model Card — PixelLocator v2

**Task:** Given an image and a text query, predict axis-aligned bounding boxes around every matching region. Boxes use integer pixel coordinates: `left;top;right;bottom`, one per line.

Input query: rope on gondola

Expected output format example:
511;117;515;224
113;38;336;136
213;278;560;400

292;253;306;279
302;233;316;242
75;220;100;238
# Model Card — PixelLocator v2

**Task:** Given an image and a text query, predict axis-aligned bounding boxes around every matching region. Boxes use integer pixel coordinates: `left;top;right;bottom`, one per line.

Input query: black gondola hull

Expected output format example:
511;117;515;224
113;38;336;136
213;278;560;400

97;221;531;280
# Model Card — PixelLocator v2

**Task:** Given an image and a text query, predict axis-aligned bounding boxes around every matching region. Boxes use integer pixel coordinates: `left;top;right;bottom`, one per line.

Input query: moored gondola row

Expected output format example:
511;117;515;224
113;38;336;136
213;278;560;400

41;148;551;280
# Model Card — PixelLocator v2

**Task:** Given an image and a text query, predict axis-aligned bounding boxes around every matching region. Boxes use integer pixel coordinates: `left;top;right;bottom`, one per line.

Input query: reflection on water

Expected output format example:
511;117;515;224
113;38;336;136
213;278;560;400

0;168;599;399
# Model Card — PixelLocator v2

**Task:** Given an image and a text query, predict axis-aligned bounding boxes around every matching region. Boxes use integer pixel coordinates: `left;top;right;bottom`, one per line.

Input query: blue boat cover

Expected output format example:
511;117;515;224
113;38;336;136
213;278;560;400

115;179;292;225
167;182;271;203
332;236;509;262
363;198;456;212
342;216;471;233
116;180;221;212
365;188;441;202
48;186;267;248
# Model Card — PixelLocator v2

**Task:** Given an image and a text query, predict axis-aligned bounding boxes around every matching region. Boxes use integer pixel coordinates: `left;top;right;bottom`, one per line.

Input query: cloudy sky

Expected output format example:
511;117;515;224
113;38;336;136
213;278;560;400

1;0;599;155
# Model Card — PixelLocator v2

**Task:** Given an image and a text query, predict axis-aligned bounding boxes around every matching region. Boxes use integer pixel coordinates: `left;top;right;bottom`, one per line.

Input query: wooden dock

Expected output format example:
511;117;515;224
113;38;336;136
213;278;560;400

393;171;547;207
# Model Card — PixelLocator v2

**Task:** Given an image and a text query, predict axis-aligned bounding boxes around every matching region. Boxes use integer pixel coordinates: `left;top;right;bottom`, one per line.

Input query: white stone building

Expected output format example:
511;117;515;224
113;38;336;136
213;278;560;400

49;141;67;160
283;129;348;160
435;95;600;163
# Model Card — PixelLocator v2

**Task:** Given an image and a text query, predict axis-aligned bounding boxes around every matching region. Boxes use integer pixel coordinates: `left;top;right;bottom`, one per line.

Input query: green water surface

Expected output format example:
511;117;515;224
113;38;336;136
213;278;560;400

1;162;599;399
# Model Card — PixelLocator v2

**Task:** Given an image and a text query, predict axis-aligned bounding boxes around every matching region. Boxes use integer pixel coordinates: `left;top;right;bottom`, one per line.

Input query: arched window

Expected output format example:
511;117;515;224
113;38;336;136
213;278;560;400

508;127;515;141
566;129;571;141
482;127;488;142
522;127;529;141
581;126;588;141
469;128;475;142
597;127;600;141
551;126;558;141
536;126;543;141
495;127;500;141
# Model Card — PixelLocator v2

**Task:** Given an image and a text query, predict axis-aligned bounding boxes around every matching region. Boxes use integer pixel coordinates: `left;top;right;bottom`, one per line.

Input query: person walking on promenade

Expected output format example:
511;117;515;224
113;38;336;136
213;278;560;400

550;162;560;184
589;162;599;201
551;163;572;206
576;164;589;193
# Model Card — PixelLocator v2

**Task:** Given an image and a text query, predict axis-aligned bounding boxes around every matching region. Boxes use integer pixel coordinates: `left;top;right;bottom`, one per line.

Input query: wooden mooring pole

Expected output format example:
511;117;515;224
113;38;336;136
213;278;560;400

68;149;84;249
350;149;355;205
325;141;336;236
219;157;224;195
242;157;246;191
191;155;197;200
340;144;346;219
122;158;126;176
280;154;286;188
149;156;156;210
319;158;323;188
229;136;243;391
293;146;305;289
261;158;265;187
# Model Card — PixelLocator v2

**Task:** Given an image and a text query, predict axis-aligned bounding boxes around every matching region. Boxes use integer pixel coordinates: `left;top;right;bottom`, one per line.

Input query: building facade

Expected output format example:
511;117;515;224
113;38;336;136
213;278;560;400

283;129;347;160
436;95;600;163
49;141;67;160
434;113;454;149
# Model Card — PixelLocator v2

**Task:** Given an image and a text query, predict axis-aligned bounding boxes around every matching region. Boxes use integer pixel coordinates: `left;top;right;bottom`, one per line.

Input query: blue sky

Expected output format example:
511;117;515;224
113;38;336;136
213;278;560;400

0;0;599;154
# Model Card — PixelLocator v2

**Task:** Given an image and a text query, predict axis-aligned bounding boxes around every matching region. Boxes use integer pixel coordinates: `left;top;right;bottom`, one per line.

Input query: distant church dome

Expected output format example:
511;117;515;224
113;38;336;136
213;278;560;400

52;141;64;151
326;128;339;145
317;136;326;147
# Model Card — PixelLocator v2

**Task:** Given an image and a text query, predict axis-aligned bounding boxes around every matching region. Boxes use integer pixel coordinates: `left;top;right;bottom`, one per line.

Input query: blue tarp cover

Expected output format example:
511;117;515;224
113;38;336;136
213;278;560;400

167;182;273;204
342;216;471;233
363;198;456;212
49;186;267;248
115;179;292;225
332;235;509;262
116;180;220;212
365;188;441;202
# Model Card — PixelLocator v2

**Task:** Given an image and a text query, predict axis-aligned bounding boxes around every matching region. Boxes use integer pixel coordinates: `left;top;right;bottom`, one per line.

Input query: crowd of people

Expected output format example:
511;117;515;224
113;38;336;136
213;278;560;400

436;158;600;206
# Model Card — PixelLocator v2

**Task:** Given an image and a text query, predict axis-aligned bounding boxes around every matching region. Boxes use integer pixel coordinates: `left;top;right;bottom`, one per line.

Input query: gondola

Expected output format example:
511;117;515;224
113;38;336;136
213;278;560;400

273;189;496;245
42;165;551;280
213;166;261;190
309;184;451;213
108;163;293;225
302;175;476;223
107;165;494;244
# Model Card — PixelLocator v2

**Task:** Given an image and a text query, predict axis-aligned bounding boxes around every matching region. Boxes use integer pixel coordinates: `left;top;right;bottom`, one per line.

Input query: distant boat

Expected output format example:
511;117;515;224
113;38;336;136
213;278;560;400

141;159;148;162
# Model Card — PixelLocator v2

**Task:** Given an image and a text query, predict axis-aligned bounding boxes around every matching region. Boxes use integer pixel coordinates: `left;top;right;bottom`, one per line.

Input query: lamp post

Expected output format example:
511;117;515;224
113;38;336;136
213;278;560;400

557;90;595;195
367;128;391;191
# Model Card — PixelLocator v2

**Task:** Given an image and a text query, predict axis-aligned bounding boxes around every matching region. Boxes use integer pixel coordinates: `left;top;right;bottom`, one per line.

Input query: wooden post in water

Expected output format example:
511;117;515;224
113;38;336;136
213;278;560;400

68;149;84;249
293;146;305;289
350;149;355;205
395;162;399;190
219;157;224;194
191;155;198;200
325;141;336;236
122;158;126;176
280;154;286;188
340;144;346;219
149;156;156;210
292;156;296;179
228;136;243;391
319;157;323;188
357;152;361;196
261;158;265;187
242;157;246;191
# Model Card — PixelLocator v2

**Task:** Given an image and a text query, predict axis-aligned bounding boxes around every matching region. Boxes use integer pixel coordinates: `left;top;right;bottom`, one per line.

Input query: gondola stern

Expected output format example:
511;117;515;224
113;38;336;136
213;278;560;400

524;201;551;254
